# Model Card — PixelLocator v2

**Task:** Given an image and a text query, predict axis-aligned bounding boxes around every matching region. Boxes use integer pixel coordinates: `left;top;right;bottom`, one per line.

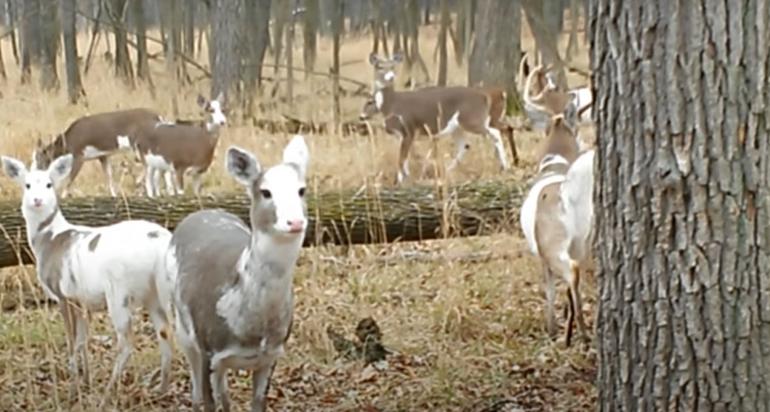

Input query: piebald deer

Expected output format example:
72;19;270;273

33;108;163;197
363;53;510;183
523;65;593;131
1;154;174;402
135;93;227;197
165;135;309;412
519;113;590;346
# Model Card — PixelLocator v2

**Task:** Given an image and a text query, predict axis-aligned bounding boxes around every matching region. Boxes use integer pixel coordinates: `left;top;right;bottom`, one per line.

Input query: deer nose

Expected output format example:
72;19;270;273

287;219;305;233
33;198;43;207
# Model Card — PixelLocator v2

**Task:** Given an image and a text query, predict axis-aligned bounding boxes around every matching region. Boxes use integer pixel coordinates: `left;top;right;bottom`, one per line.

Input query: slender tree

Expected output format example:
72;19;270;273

62;0;85;103
330;0;342;126
591;0;770;410
210;0;240;100
109;0;134;85
38;0;59;91
435;0;449;86
20;0;41;84
6;0;19;65
132;0;153;89
302;0;319;78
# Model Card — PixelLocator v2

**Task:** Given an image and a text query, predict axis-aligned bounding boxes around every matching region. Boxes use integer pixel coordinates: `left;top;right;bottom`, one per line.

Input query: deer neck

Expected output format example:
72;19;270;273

23;206;71;250
374;86;397;114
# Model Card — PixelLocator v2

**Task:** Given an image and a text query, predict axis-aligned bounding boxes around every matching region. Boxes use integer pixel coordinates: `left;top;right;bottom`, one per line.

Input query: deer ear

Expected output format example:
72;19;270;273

282;135;309;179
368;53;379;66
214;91;225;103
1;156;28;187
225;146;261;187
47;154;73;187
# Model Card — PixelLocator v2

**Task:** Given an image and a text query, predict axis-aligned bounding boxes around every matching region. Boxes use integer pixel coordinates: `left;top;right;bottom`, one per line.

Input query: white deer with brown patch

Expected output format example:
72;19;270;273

1;154;175;403
135;93;227;197
363;53;510;183
519;114;591;346
33;108;164;198
523;65;593;131
165;135;309;412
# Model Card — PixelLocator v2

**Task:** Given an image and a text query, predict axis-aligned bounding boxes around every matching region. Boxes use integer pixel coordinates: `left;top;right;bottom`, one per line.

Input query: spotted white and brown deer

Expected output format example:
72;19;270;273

32;108;163;197
165;135;309;412
360;53;510;183
0;154;174;403
519;113;593;347
134;93;227;197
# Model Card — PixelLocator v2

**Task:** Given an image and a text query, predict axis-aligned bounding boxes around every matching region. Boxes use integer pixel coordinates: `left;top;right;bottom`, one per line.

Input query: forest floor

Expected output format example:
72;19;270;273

0;15;598;412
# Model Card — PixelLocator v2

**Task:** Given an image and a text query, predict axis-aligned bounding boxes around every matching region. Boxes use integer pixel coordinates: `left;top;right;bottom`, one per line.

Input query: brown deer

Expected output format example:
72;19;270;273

520;113;590;347
32;108;163;197
523;65;593;131
134;93;227;197
362;53;510;183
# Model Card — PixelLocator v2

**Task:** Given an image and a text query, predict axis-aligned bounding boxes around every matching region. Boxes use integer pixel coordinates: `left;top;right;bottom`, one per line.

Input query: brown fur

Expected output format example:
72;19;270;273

539;115;580;164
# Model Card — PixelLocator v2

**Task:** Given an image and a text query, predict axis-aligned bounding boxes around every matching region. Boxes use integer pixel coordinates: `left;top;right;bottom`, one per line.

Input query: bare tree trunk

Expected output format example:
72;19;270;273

404;0;430;84
109;0;134;86
6;0;19;65
462;0;475;64
435;0;448;86
285;0;298;106
62;0;85;103
564;0;579;62
0;30;6;80
521;0;566;88
591;0;770;410
302;0;318;79
543;0;564;37
210;0;240;100
330;0;342;127
20;0;41;84
183;0;196;56
369;0;389;57
83;0;103;75
38;0;59;91
271;0;289;75
468;0;521;92
243;0;271;115
132;0;154;92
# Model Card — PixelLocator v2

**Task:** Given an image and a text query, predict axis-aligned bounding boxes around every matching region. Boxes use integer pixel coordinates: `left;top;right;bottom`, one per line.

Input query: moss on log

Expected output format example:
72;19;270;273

0;179;527;269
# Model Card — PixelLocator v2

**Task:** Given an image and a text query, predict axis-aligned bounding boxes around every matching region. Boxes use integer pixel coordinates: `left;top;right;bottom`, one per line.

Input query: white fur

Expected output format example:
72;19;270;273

116;135;131;149
207;99;227;131
538;154;570;173
0;154;175;400
561;149;595;263
520;173;566;256
82;145;109;159
374;90;384;110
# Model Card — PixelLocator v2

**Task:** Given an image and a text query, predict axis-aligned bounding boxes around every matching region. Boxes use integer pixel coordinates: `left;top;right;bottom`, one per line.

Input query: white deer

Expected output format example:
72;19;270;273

0;154;174;402
165;135;309;412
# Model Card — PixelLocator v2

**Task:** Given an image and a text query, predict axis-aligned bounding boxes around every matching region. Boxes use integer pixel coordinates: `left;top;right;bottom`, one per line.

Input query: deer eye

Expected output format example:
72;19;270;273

25;183;30;189
298;188;306;197
46;183;52;189
260;189;272;199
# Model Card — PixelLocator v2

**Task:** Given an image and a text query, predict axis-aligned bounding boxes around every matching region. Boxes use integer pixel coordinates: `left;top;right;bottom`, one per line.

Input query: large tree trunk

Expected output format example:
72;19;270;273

591;0;770;410
243;0;271;115
20;0;41;84
38;0;59;91
522;0;567;88
62;0;85;103
210;0;240;100
0;180;526;269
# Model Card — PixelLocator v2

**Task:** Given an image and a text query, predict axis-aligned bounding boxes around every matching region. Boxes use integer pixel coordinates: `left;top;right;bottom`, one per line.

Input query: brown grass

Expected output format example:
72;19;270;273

0;16;597;412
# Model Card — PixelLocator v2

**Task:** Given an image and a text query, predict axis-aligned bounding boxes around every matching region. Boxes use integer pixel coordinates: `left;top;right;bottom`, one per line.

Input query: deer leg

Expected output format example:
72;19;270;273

396;132;413;184
147;300;173;393
569;260;589;343
102;294;135;405
250;363;277;412
61;155;85;199
191;172;204;196
163;171;175;196
565;287;576;347
98;157;117;197
200;355;216;412
485;125;510;171
58;300;79;398
504;125;519;166
211;363;231;412
175;168;186;196
144;166;156;197
447;133;469;171
542;265;558;339
175;311;203;411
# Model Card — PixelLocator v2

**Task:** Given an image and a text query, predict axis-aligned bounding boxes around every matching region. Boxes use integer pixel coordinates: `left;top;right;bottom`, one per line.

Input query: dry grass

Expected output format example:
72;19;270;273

0;16;597;412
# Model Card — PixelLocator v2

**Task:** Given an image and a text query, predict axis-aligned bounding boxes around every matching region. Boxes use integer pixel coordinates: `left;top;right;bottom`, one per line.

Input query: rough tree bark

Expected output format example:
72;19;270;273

109;0;134;85
0;180;526;269
330;0;342;126
468;0;521;111
210;0;240;100
435;0;448;86
62;0;85;103
38;0;59;91
591;0;770;410
302;0;319;78
20;0;41;84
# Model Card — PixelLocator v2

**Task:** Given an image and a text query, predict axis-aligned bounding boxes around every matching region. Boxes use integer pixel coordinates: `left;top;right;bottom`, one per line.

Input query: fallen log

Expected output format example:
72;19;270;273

0;179;527;269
